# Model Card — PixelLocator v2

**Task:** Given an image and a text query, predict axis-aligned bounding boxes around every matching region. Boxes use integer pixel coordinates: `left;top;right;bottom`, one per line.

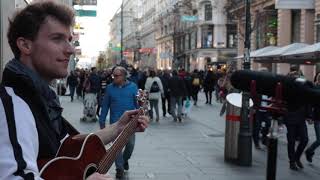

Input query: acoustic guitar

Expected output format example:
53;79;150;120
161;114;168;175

39;89;149;180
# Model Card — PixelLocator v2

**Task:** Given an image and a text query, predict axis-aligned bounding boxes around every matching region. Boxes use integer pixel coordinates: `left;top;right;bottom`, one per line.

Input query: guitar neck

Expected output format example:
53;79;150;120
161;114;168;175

97;114;139;174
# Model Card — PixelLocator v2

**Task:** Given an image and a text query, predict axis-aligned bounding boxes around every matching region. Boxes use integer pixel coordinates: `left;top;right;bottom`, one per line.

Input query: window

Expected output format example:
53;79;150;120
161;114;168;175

185;34;190;50
201;25;213;48
316;14;320;42
204;4;212;21
255;10;278;48
190;30;197;49
180;36;185;52
227;25;237;48
291;10;301;43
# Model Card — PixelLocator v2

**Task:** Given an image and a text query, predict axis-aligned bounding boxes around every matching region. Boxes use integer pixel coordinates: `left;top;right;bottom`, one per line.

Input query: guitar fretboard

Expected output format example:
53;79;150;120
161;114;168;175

97;109;143;174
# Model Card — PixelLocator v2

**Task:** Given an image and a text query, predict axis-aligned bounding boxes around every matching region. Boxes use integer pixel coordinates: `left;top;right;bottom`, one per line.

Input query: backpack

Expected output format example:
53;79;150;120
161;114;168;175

192;78;200;86
150;81;160;93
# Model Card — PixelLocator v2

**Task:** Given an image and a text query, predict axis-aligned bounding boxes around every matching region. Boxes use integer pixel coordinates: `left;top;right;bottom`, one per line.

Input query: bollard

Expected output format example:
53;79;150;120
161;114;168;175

224;93;253;162
266;119;278;180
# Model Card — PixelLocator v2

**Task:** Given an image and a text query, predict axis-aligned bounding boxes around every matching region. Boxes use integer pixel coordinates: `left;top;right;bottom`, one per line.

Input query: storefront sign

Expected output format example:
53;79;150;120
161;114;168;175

275;0;315;9
181;16;198;22
139;48;156;54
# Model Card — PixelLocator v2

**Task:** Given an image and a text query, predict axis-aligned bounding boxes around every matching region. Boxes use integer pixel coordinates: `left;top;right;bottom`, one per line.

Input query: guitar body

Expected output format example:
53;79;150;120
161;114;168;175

38;90;149;179
39;134;107;180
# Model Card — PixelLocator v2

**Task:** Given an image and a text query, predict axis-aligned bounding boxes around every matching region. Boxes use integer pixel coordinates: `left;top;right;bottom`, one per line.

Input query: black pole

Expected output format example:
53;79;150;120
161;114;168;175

120;1;123;64
266;119;278;180
238;0;252;166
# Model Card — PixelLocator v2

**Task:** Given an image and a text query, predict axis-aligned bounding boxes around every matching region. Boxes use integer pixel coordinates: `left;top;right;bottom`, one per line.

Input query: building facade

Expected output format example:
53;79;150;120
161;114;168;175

155;0;237;71
230;0;319;81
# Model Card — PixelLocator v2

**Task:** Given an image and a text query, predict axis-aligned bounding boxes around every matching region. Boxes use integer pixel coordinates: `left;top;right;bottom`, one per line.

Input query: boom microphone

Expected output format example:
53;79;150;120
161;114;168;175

230;70;318;105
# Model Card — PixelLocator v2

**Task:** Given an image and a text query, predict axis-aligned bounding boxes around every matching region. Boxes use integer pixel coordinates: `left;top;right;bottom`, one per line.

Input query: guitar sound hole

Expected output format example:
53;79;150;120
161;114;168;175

84;164;97;179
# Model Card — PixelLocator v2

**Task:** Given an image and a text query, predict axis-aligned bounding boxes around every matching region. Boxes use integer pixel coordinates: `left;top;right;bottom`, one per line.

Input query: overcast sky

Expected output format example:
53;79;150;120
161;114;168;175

78;0;122;61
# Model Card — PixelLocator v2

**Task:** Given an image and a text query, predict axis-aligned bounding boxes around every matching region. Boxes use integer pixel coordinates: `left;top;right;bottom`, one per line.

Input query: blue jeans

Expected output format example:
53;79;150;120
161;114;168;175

170;96;183;119
115;134;135;170
69;86;76;101
149;99;159;120
306;121;320;153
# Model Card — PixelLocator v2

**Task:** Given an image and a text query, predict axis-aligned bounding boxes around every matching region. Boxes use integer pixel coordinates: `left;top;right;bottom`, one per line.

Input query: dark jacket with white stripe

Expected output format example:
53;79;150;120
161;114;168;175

0;60;78;179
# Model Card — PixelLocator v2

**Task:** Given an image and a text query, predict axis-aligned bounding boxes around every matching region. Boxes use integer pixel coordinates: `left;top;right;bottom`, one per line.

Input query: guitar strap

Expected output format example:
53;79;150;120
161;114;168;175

0;85;35;179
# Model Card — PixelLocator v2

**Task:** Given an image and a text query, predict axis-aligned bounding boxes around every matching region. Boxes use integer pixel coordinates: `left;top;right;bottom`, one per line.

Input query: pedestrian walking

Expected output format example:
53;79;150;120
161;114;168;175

203;69;216;104
66;70;78;102
305;73;320;163
168;70;187;122
145;70;164;122
159;70;171;117
284;71;311;171
190;69;201;106
99;66;139;178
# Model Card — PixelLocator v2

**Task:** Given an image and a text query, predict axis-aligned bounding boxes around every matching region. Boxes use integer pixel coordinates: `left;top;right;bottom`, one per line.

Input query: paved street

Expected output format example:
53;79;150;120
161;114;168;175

60;92;320;180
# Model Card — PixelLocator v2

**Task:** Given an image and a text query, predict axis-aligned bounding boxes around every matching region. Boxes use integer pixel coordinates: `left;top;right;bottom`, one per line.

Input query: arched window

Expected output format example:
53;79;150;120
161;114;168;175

204;3;212;21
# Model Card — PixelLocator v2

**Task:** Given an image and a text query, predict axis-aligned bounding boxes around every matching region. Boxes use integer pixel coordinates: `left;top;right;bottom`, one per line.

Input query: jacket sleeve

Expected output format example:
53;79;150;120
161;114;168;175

157;77;164;94
0;87;43;180
133;83;139;109
99;86;111;129
144;78;150;92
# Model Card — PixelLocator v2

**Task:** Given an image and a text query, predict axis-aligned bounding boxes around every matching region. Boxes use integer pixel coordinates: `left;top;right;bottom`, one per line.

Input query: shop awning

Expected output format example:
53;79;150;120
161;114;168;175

254;43;309;63
235;46;278;59
280;42;320;64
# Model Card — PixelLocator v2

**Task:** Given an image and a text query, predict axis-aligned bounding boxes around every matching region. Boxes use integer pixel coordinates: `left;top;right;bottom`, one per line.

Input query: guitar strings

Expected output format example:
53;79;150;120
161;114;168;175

97;91;148;173
100;112;140;173
97;109;144;174
98;118;137;173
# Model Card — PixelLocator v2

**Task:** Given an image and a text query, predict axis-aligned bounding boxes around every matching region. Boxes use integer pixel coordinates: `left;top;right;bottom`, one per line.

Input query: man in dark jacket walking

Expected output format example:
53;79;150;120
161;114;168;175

66;70;78;102
159;70;171;117
168;70;187;122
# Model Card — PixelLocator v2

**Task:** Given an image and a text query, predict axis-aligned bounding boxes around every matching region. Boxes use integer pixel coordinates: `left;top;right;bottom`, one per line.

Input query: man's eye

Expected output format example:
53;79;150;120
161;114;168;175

52;37;63;41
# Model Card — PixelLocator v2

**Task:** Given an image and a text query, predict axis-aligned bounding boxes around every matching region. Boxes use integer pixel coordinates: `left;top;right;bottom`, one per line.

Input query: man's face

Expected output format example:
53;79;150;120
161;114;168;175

113;69;125;85
29;16;74;81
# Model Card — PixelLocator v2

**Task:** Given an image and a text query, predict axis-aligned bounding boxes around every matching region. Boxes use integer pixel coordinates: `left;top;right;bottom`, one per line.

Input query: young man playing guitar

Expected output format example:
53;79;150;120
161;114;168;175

0;2;148;179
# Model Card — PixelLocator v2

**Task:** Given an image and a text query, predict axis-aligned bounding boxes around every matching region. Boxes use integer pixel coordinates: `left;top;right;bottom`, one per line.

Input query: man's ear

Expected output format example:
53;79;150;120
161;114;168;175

16;37;32;55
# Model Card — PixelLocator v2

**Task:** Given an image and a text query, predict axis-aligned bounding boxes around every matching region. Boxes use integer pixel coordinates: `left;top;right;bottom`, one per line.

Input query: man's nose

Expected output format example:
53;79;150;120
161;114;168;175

65;42;75;56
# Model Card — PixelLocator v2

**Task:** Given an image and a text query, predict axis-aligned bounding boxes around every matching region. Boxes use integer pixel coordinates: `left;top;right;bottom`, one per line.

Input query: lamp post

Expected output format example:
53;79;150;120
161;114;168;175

238;0;252;166
120;1;124;64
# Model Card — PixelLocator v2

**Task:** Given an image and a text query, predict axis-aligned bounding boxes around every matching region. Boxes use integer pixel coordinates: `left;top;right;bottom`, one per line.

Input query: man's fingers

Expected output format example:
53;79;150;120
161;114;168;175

125;109;139;117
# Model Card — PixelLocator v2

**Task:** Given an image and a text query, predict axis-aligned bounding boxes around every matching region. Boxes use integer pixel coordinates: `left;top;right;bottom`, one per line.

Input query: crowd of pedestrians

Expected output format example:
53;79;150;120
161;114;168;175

64;64;320;174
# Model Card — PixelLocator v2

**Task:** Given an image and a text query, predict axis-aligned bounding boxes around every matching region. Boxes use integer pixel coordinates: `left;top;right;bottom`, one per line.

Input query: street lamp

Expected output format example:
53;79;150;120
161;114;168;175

238;0;252;166
120;0;124;64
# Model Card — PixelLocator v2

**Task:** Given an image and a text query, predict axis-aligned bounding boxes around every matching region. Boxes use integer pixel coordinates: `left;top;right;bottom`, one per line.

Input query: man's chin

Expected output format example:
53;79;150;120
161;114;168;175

54;71;68;79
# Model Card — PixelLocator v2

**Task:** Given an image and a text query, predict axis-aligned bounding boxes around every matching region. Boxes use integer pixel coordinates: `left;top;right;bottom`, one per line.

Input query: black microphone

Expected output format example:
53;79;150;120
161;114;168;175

230;70;317;105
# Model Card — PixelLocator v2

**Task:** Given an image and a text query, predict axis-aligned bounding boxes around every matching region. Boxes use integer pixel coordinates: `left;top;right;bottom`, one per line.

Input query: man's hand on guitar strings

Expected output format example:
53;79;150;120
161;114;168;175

136;115;149;132
87;172;113;180
118;110;149;132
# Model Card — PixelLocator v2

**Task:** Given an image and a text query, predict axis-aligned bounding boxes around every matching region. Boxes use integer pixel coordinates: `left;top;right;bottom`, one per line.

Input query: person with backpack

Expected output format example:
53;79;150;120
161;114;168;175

145;70;164;122
191;69;201;106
